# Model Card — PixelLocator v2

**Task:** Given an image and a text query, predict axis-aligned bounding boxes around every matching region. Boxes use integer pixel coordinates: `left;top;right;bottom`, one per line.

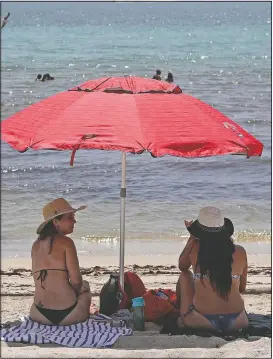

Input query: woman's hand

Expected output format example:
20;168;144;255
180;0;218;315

79;280;90;294
184;220;197;241
184;220;193;228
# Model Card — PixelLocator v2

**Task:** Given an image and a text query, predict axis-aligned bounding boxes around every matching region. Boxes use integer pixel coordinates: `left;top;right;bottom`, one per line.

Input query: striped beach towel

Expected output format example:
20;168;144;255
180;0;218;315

1;314;132;348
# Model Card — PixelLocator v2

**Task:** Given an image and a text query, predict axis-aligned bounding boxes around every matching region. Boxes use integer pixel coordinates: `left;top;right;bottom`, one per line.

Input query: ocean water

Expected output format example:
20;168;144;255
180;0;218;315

1;2;271;259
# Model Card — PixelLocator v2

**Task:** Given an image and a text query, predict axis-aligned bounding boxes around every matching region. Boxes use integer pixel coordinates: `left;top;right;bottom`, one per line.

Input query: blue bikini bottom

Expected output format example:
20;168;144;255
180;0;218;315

185;305;245;331
203;312;242;331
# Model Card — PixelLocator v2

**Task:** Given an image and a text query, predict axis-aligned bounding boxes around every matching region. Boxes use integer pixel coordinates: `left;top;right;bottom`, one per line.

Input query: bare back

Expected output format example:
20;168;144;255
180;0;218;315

190;243;248;314
32;235;80;309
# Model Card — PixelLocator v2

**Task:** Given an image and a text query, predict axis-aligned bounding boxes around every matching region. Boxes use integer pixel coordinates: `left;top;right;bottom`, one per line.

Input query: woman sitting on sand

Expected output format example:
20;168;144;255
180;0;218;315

176;206;248;332
30;198;92;325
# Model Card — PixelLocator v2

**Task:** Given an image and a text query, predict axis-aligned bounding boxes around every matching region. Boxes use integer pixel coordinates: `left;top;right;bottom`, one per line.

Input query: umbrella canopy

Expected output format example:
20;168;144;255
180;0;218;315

1;76;264;288
2;76;263;158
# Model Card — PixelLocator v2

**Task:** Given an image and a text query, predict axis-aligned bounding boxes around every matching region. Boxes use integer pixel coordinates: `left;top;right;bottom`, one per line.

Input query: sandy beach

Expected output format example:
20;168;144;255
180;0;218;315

1;253;271;358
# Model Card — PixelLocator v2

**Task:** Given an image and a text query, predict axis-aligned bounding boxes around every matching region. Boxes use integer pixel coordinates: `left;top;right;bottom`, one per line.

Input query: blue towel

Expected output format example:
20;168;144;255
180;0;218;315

1;314;132;348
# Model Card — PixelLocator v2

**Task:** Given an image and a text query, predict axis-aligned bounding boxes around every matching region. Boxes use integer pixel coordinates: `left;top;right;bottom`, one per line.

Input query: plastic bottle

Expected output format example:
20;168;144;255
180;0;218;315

99;272;120;316
156;289;169;300
132;297;145;331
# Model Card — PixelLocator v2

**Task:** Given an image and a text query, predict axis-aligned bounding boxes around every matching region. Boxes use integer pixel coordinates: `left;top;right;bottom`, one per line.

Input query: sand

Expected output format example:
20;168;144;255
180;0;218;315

1;253;271;358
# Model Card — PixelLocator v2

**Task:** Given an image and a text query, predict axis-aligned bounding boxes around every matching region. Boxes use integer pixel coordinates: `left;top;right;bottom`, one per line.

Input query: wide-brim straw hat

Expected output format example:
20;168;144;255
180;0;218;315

187;206;234;239
37;198;87;234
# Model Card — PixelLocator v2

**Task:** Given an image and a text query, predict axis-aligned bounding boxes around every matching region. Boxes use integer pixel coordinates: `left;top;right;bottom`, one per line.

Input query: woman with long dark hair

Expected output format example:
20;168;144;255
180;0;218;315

176;206;248;331
30;198;92;325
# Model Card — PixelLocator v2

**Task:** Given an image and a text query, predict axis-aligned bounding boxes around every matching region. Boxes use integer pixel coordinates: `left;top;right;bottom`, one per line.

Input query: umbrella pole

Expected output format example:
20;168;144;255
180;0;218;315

119;151;126;290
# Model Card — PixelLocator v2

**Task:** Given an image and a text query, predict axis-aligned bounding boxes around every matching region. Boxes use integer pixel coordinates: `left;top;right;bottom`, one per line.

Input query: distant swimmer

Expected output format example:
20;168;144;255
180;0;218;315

165;72;174;83
152;69;161;81
36;73;55;82
1;12;10;30
41;73;55;81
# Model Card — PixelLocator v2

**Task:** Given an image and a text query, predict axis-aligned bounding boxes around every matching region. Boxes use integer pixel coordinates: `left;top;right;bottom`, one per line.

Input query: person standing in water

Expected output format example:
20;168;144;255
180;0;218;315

165;72;174;83
152;69;162;81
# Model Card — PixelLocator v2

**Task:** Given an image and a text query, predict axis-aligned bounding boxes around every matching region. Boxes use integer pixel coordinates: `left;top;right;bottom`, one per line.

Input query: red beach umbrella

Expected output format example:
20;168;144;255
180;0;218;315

1;76;263;288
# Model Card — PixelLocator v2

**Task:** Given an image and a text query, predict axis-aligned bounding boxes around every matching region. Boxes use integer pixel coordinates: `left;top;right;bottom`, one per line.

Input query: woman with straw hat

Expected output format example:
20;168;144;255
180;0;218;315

30;198;93;325
176;206;249;332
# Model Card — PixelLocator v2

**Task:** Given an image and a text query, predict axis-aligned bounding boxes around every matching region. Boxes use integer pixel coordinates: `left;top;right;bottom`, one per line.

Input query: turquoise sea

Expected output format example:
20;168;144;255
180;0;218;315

1;2;271;259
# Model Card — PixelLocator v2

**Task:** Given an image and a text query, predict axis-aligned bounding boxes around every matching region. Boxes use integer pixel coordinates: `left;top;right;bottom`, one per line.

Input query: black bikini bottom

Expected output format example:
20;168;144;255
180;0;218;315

35;301;78;325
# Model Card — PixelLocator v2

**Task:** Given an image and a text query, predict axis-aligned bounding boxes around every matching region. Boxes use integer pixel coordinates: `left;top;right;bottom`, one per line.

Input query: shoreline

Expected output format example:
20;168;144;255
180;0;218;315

1;253;271;270
2;236;271;264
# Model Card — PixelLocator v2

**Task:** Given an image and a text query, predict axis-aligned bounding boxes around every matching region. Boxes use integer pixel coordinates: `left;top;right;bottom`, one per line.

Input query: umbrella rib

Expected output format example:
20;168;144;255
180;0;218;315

90;77;112;91
68;77;112;92
70;134;97;166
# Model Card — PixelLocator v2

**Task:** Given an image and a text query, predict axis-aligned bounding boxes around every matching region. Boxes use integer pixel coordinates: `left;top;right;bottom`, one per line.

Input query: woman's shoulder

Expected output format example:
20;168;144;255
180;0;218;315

234;244;247;254
55;234;75;247
31;239;39;254
33;235;75;248
32;238;39;247
233;244;247;260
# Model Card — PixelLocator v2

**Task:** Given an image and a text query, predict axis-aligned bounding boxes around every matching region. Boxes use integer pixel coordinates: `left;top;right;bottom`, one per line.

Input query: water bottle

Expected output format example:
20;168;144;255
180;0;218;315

156;289;169;300
132;297;145;331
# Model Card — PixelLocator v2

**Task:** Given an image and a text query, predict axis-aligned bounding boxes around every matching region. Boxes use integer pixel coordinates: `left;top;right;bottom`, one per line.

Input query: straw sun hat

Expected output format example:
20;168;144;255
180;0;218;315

37;198;87;234
187;206;234;238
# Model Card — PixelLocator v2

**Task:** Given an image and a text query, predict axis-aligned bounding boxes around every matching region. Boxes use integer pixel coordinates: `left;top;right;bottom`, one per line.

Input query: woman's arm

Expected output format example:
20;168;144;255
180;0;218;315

178;220;197;271
178;235;197;271
65;237;83;295
239;248;248;293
